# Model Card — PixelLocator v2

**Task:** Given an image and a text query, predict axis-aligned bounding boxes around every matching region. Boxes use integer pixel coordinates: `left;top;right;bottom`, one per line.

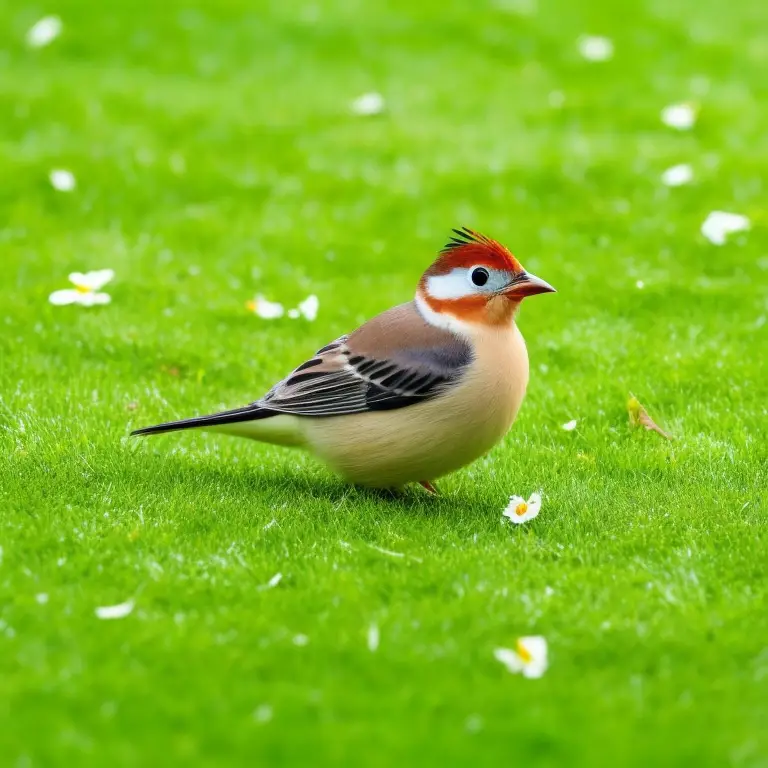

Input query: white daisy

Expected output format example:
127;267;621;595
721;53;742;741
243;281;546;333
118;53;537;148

661;163;693;187
246;295;284;319
701;211;750;245
351;92;385;116
578;35;613;62
95;598;134;620
502;492;542;525
494;636;548;679
26;15;62;48
661;103;696;130
49;269;114;306
49;168;76;192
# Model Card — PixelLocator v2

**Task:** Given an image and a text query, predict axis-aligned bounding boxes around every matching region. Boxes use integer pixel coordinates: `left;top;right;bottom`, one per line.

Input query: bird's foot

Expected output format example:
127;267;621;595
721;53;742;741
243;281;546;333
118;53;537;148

418;480;440;495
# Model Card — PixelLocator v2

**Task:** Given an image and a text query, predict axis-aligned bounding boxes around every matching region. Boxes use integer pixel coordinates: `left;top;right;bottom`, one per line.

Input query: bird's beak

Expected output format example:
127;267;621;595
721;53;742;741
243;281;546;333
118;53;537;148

503;272;557;299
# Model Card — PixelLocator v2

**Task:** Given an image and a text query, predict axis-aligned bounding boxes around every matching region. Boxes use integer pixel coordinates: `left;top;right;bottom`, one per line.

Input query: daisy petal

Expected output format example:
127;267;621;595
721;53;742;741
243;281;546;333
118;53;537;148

494;647;525;673
661;163;693;187
49;169;76;192
298;294;319;321
49;289;80;305
69;269;114;291
351;92;385;116
700;211;750;246
26;15;62;48
661;103;696;130
95;599;134;620
578;35;614;62
250;296;284;319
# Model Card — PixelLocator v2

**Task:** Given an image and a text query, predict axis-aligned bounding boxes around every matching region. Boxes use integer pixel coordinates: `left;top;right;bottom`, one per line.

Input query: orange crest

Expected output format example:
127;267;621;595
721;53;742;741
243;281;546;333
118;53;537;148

427;227;523;276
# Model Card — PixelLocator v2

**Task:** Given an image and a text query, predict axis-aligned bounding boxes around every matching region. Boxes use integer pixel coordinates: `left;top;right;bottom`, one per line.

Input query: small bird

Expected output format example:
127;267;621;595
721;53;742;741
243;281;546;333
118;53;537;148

132;228;555;491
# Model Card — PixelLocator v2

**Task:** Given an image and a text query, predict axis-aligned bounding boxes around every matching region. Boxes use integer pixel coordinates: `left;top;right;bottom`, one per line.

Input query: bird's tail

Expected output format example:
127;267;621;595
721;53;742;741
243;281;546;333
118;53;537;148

131;405;274;437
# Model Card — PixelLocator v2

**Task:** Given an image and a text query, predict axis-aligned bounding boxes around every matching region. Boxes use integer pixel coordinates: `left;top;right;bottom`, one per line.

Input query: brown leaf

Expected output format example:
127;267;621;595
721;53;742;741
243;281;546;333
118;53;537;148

628;394;672;440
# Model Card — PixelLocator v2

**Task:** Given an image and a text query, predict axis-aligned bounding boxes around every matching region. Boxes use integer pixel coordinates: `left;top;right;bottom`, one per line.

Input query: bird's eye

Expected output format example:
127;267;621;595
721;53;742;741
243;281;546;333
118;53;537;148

470;267;490;287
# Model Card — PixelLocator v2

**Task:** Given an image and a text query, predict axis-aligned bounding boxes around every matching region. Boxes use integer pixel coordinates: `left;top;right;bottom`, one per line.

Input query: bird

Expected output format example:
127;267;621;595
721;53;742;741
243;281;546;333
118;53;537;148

131;228;555;491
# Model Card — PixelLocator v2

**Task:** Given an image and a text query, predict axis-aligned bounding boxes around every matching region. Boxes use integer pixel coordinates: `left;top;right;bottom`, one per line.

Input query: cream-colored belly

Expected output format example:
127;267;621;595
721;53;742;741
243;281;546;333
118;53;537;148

300;324;529;487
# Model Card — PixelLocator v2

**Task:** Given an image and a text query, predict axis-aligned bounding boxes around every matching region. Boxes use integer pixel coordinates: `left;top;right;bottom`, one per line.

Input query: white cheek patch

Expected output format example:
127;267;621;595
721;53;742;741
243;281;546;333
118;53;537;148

426;268;472;299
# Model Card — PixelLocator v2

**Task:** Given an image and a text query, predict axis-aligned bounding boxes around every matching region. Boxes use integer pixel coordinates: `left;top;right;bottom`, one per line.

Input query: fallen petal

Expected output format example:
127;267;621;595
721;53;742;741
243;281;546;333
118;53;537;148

250;296;284;319
95;599;135;620
49;169;76;192
49;289;80;305
351;92;385;116
578;35;613;62
700;211;750;246
562;419;578;431
298;294;319;321
493;647;525;673
69;269;114;290
661;164;693;187
26;15;62;48
661;103;696;130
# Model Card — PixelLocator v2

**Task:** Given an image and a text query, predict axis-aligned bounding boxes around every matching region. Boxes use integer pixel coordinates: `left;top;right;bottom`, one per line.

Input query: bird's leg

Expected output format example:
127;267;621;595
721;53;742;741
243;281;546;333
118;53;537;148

418;480;440;495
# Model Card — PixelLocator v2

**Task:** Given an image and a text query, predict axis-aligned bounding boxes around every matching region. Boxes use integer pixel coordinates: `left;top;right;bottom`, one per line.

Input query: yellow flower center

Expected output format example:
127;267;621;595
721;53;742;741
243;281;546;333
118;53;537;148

245;300;256;311
516;639;533;663
74;283;93;293
515;502;528;517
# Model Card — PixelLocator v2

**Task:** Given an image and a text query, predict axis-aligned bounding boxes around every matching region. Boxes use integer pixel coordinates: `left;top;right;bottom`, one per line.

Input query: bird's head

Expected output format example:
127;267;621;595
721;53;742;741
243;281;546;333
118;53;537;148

417;228;555;327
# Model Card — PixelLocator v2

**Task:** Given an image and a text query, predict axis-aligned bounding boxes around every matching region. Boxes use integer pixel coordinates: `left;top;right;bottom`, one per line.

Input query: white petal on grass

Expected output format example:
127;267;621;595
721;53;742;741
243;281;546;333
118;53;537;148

351;92;385;116
95;599;135;620
661;163;693;187
298;294;319;321
562;419;578;431
26;15;62;48
502;493;542;525
263;518;277;531
701;211;751;245
635;280;645;289
35;593;49;605
49;289;81;306
248;296;284;319
259;572;282;590
292;633;309;647
50;289;111;306
661;103;696;130
494;636;548;679
69;269;114;291
578;35;614;61
367;622;380;652
49;169;76;192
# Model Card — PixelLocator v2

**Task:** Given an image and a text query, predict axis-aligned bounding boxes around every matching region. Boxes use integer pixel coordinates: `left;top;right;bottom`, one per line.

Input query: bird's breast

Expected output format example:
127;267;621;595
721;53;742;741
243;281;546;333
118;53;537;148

301;323;530;487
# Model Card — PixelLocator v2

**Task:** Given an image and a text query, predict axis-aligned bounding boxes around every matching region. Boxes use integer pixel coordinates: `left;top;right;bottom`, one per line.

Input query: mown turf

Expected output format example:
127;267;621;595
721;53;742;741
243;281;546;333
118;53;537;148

1;0;767;765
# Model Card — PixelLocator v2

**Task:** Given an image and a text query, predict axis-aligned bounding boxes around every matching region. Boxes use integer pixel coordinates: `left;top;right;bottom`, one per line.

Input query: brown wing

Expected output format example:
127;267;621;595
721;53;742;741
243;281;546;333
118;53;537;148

257;302;473;417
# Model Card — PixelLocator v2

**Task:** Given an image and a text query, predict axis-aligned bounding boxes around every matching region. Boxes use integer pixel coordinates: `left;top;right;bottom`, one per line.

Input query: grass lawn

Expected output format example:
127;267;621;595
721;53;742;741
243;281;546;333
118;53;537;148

2;0;767;764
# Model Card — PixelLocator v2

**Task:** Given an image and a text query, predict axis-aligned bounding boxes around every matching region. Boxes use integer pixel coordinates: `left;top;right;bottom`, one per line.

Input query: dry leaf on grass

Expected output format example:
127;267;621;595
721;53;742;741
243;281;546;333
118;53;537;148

628;394;672;440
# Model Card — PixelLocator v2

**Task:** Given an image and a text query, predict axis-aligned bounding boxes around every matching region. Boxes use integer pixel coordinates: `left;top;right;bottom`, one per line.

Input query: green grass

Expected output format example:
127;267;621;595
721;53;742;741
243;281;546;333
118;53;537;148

2;0;768;765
